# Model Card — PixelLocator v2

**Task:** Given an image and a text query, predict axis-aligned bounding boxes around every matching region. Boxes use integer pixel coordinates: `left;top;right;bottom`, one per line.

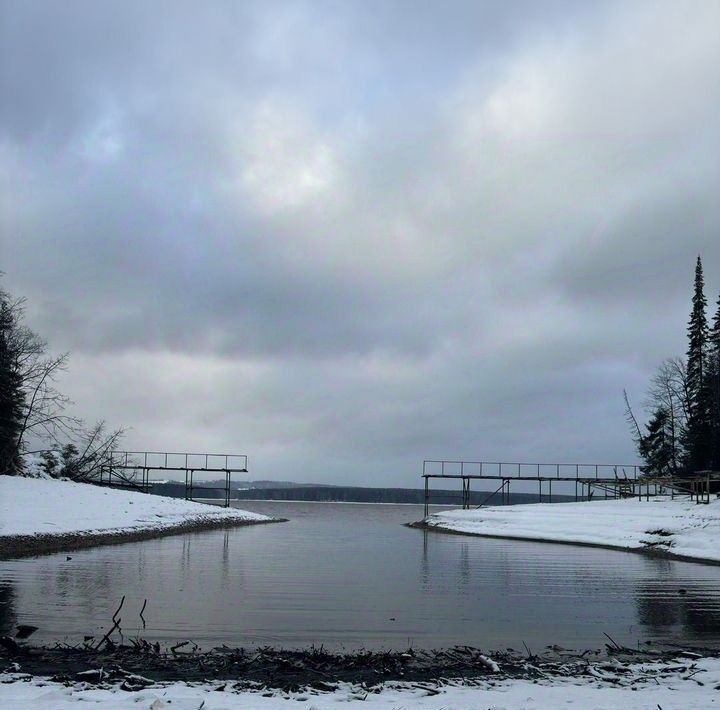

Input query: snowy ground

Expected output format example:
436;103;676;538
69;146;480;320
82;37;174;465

2;655;720;708
424;496;720;564
0;476;271;539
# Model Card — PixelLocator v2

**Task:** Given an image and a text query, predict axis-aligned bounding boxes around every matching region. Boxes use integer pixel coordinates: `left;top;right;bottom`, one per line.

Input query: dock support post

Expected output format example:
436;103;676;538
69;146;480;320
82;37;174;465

707;473;711;504
424;476;429;518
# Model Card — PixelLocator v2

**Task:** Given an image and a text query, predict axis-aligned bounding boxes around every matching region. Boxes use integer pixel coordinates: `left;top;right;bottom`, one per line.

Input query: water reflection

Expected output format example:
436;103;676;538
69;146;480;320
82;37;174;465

2;502;720;650
420;529;430;590
419;527;720;647
299;506;719;649
634;558;720;637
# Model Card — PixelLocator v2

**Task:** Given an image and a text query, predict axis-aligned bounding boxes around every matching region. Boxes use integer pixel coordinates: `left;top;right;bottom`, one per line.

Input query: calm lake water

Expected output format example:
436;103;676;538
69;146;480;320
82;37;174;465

3;501;720;651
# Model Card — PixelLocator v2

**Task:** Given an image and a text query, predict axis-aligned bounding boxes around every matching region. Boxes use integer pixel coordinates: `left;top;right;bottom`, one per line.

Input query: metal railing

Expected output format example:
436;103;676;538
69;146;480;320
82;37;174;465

422;460;641;480
107;450;248;472
420;459;718;517
98;450;249;508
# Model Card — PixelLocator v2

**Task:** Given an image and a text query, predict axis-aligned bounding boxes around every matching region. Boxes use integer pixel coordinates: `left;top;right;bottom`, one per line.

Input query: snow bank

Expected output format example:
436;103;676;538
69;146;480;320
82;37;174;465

2;656;720;708
0;476;270;538
424;497;720;564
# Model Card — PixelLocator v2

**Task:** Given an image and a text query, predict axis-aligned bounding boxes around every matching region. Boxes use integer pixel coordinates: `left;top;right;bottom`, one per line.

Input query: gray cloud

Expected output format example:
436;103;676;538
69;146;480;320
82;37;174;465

2;0;719;485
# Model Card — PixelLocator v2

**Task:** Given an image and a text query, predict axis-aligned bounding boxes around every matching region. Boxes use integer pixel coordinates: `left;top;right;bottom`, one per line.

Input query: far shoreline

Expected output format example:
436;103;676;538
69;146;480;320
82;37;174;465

225;498;456;507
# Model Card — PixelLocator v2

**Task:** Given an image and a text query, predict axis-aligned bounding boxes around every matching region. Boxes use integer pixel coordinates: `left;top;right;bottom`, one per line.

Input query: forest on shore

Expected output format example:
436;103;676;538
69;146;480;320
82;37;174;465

626;257;720;477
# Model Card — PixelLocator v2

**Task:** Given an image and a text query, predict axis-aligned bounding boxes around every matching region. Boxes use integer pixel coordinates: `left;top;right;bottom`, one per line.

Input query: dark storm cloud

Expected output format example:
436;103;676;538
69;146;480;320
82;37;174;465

1;0;719;484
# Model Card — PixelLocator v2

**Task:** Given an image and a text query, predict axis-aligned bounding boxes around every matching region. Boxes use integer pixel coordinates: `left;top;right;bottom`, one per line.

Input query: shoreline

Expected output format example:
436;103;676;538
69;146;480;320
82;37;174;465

4;641;720;709
413;497;720;567
407;520;720;567
2;639;716;686
0;516;287;560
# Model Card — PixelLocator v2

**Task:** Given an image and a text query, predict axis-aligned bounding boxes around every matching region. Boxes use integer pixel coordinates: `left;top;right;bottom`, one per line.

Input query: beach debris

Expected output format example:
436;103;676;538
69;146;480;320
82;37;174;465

1;639;718;695
477;654;500;673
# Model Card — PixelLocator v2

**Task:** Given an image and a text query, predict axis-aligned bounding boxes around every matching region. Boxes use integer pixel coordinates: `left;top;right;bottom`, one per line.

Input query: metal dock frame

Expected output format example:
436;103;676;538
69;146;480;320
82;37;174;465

99;451;249;507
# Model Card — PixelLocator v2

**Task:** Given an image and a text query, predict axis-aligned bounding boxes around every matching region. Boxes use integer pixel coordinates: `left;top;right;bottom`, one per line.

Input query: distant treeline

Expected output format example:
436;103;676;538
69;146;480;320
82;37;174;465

148;480;333;500
233;486;575;505
149;481;577;505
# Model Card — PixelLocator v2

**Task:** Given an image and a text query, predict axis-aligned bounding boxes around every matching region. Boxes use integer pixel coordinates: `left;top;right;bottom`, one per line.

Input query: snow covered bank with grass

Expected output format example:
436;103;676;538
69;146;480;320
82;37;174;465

0;477;277;558
423;497;720;564
2;655;720;708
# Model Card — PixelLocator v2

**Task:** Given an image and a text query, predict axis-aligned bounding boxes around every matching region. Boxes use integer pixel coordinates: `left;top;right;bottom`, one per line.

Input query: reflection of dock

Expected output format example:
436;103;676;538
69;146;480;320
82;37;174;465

99;451;248;507
421;460;719;517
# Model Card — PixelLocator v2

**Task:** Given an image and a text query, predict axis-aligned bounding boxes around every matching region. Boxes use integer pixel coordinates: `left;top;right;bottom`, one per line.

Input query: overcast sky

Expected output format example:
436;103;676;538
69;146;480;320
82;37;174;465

1;0;719;486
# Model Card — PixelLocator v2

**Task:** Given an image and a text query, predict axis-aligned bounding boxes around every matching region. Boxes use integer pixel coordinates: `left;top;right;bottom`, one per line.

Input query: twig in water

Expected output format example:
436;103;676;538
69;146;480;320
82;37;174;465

96;617;121;650
139;599;147;629
94;595;126;650
112;596;125;624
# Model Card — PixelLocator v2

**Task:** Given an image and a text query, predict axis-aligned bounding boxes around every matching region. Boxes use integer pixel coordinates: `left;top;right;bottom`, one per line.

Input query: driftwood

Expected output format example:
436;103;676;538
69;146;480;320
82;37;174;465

2;639;719;693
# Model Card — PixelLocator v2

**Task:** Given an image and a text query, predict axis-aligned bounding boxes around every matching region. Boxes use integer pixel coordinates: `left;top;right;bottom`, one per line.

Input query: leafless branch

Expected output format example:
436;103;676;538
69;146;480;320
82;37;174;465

623;389;643;445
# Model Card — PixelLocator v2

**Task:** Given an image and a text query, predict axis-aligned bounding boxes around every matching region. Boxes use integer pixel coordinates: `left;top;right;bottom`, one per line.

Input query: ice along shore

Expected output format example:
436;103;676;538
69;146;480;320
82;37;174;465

0;476;284;559
414;496;720;565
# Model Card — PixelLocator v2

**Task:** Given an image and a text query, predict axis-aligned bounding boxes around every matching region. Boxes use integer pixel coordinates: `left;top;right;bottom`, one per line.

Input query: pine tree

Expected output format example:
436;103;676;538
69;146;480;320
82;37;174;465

683;256;711;473
640;407;674;476
709;292;720;470
0;294;25;475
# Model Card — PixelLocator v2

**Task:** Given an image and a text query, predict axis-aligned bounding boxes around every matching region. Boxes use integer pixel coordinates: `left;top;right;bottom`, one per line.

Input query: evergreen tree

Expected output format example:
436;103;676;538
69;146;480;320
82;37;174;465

683;256;711;473
639;407;675;476
709;292;720;470
0;294;25;475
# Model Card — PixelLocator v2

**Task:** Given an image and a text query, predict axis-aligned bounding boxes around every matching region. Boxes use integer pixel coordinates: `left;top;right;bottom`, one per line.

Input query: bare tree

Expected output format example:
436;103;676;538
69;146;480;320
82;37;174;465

623;388;643;447
1;288;124;475
643;357;690;474
41;421;125;482
2;295;79;458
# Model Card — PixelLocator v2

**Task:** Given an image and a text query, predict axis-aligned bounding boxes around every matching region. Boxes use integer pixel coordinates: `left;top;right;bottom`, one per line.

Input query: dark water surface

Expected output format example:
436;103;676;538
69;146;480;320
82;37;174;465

3;501;720;651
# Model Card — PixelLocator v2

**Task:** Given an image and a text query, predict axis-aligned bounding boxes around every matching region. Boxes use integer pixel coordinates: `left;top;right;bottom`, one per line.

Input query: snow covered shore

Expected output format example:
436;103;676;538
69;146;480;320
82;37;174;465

0;477;279;558
422;497;720;564
2;655;720;708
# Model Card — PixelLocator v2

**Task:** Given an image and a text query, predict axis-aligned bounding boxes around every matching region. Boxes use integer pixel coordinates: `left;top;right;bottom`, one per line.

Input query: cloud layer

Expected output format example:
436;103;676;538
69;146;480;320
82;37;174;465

2;0;719;484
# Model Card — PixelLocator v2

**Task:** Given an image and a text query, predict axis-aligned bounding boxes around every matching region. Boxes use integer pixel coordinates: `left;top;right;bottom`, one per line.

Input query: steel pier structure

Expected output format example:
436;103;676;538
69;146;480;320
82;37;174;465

99;451;249;507
421;460;718;517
